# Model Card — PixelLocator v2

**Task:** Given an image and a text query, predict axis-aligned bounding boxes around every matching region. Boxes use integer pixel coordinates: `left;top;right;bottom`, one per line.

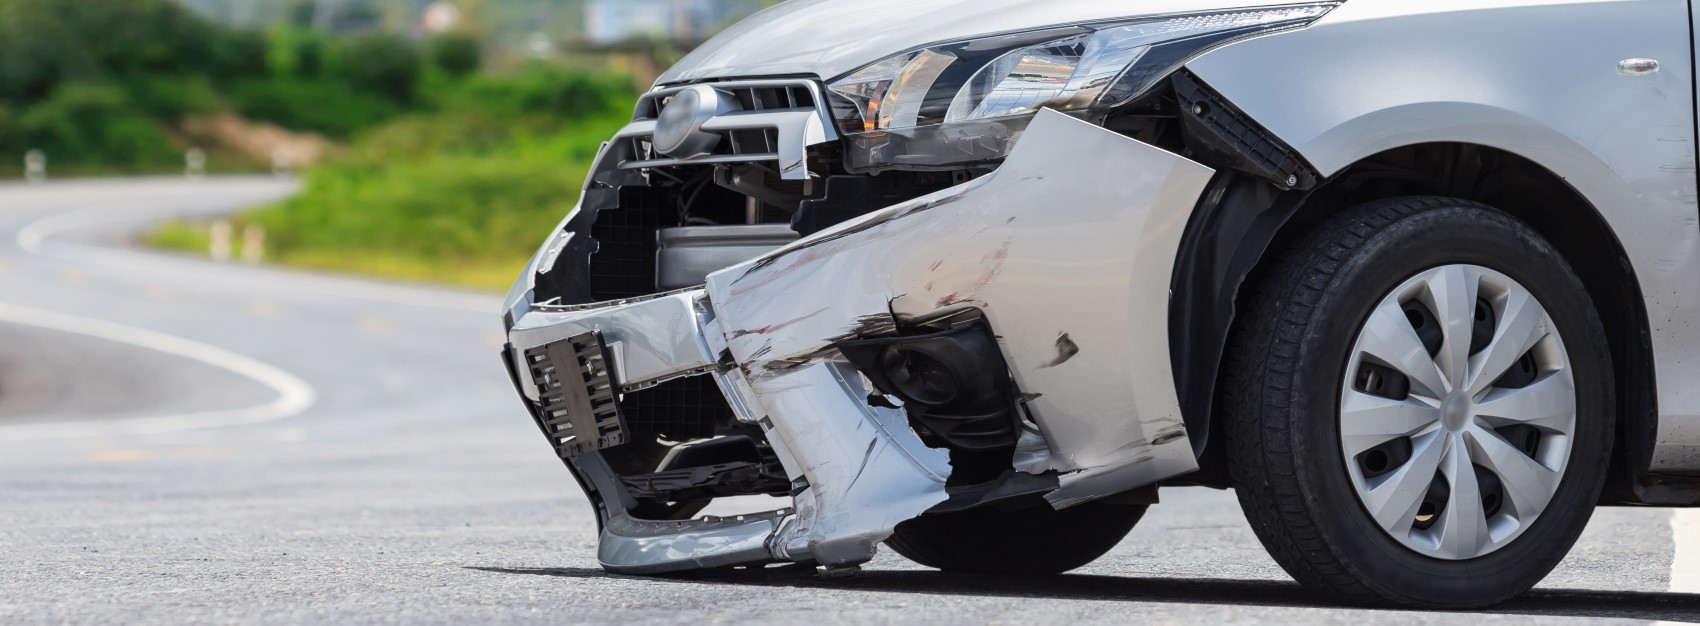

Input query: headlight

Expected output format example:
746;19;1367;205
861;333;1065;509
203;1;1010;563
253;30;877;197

826;4;1337;171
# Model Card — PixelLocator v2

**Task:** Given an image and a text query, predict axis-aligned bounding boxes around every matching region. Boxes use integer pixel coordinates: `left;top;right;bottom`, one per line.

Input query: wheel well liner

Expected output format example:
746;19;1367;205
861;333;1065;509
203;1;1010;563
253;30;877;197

1171;142;1657;495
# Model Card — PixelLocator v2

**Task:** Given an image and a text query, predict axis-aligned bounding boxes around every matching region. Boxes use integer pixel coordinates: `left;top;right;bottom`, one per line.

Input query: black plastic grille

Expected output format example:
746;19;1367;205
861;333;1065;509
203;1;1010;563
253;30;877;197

620;375;733;441
637;84;814;119
524;332;625;458
628;84;816;162
588;187;676;301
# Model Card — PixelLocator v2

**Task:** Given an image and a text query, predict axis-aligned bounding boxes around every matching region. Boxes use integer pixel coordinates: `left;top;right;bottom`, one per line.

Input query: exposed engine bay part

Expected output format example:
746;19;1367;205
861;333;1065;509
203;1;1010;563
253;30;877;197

793;173;956;237
621;435;791;502
526;63;1295;309
657;225;798;291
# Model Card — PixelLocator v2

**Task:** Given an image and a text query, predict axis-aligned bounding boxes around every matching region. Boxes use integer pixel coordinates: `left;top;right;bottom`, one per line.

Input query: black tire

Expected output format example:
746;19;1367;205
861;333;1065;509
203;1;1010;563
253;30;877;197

1223;197;1613;608
885;501;1146;575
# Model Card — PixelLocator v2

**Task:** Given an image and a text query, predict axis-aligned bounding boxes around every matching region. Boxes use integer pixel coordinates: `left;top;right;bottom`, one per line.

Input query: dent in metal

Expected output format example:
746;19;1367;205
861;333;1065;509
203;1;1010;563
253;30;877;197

708;109;1214;519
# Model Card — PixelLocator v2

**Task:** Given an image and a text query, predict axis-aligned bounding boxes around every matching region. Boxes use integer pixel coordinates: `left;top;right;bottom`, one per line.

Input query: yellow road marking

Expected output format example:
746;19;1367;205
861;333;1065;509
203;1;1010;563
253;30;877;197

359;316;395;334
86;450;151;462
171;447;229;459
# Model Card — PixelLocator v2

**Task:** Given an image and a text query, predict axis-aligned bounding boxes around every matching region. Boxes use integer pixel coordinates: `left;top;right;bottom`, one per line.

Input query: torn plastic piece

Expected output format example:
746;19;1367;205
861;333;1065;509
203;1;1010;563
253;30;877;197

1172;70;1317;190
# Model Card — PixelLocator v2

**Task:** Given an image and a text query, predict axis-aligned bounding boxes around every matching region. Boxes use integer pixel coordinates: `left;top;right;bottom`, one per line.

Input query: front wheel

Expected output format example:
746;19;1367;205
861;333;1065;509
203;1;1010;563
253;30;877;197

1224;197;1613;608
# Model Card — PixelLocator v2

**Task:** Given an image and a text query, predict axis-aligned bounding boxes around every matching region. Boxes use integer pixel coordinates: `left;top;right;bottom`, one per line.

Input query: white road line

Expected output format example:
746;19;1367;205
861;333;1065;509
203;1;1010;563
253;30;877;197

16;201;502;314
0;302;316;441
1673;509;1700;594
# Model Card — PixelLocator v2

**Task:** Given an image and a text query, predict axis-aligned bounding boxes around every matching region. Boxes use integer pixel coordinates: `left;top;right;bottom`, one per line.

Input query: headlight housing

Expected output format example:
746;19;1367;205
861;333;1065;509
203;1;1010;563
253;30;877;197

826;3;1337;171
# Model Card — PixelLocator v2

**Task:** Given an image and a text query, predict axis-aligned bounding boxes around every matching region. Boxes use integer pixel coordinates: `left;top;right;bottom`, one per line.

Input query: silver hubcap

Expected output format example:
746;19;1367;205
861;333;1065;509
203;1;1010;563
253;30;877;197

1339;265;1576;560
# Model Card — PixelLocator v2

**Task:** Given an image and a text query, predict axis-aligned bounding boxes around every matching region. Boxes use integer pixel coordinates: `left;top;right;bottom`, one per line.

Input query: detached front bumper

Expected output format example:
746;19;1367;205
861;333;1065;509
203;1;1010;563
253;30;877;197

502;110;1216;573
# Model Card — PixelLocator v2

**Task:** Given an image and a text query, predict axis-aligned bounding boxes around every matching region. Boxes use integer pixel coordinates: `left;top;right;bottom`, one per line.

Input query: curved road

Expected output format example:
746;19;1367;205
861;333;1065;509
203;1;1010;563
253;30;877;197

0;178;1695;624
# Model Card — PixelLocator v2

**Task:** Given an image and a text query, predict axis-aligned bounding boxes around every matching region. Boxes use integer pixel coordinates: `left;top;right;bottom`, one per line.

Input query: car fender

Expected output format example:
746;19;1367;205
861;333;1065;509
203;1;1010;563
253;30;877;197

1185;0;1700;473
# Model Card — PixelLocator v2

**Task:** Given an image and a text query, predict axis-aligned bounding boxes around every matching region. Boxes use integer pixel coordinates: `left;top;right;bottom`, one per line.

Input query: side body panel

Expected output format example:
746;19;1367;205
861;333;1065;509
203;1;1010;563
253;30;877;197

1187;0;1700;472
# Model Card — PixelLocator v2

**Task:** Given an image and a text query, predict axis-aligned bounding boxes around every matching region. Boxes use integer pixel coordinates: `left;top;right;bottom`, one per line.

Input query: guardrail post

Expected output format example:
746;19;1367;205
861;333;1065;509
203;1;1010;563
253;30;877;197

185;147;207;179
271;147;292;177
241;224;265;265
210;220;233;263
24;149;46;184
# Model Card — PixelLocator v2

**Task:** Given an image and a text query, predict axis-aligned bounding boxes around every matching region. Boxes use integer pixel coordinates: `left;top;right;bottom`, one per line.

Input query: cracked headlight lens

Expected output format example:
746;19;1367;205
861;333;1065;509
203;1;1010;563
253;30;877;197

826;3;1337;170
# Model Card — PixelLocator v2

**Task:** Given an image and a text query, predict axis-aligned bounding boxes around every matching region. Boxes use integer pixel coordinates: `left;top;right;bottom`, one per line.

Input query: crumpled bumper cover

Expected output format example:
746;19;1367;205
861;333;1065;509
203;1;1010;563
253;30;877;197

502;110;1215;573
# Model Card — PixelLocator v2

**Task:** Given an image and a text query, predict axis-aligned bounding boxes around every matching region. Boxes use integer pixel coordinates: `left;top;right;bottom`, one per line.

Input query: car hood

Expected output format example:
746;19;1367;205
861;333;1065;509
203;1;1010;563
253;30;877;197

658;0;1271;85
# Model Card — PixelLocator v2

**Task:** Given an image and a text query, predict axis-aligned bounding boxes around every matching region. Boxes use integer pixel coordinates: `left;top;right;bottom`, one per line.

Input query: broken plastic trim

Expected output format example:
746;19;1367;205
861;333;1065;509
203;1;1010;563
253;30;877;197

837;317;1021;452
1172;70;1318;190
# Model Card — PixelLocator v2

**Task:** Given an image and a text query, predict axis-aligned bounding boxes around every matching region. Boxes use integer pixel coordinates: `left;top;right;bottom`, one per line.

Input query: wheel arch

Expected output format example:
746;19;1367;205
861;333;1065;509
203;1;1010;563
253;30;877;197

1170;142;1658;500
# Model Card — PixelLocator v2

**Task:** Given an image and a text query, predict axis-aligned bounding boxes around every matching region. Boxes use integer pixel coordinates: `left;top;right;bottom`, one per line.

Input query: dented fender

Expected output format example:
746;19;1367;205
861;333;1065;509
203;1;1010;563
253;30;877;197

695;109;1214;565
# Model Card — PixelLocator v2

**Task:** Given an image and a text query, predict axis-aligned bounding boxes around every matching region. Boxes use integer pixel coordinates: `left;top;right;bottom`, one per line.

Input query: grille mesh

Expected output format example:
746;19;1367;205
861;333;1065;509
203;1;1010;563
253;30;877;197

588;187;676;301
620;376;733;441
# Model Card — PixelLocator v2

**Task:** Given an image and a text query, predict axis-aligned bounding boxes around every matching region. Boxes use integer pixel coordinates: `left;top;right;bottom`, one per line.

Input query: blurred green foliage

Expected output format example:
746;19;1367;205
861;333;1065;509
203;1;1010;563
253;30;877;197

242;87;634;290
428;33;483;78
0;0;641;290
228;77;402;139
330;34;422;104
15;83;180;167
0;0;629;172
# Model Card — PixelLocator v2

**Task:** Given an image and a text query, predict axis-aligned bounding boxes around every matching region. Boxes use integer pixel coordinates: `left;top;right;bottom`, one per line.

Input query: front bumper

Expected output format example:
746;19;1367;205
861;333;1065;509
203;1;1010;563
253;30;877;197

503;110;1215;573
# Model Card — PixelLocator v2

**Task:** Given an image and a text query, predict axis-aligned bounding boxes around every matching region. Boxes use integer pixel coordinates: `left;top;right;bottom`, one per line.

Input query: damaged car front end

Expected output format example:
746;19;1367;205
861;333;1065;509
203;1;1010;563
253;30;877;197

500;1;1334;574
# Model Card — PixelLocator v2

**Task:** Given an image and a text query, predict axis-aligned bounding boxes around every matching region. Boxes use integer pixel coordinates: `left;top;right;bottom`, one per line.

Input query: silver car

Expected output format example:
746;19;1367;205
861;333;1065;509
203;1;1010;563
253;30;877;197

499;0;1700;608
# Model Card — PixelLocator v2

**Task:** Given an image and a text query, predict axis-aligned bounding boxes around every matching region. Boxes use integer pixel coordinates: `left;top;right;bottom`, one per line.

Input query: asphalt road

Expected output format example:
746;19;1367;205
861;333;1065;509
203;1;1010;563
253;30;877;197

0;177;1696;624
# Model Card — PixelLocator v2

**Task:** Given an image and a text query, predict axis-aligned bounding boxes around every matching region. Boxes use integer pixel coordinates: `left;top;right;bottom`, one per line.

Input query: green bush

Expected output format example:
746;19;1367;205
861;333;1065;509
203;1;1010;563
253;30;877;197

147;220;210;255
428;33;483;77
330;34;421;104
101;0;214;75
209;29;270;82
432;63;629;119
0;104;16;148
348;112;549;161
122;74;222;119
254;155;582;261
0;0;84;102
268;27;326;78
15;83;177;167
235;109;634;289
230;77;400;138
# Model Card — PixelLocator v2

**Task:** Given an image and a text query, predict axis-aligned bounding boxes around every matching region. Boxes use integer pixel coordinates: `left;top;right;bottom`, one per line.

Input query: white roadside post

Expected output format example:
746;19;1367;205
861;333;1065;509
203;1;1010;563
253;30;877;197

270;147;292;177
209;220;233;263
241;224;265;265
185;147;207;179
23;149;46;184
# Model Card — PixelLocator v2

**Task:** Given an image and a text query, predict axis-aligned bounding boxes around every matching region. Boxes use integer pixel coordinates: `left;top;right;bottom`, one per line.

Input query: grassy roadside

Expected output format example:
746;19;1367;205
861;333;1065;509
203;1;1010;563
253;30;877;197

149;107;632;292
